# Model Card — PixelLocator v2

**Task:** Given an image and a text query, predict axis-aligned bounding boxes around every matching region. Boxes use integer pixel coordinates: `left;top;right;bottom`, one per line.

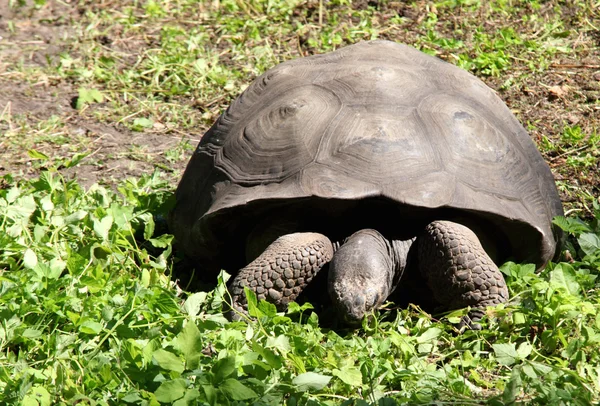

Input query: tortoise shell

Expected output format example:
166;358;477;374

169;40;563;275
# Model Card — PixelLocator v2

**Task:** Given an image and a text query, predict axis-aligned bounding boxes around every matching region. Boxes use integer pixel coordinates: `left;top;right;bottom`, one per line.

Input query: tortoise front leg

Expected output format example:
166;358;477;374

228;232;334;318
418;220;509;329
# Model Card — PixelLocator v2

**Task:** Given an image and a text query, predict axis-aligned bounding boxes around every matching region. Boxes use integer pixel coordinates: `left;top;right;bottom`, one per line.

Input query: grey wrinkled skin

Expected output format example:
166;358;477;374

328;229;414;324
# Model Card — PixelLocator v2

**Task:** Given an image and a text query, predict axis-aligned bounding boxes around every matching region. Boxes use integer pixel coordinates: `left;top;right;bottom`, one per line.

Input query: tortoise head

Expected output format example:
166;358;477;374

327;229;397;325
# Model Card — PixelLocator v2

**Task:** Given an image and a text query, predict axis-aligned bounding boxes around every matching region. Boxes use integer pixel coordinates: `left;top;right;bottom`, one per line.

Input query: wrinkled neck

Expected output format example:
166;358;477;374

390;237;416;288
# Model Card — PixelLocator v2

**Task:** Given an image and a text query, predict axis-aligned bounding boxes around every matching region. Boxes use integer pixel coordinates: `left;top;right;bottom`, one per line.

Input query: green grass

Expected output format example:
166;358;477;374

1;0;599;404
1;172;600;404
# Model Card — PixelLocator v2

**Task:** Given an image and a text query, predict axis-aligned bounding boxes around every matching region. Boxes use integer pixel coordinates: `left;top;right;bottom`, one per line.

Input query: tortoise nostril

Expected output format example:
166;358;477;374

353;296;365;308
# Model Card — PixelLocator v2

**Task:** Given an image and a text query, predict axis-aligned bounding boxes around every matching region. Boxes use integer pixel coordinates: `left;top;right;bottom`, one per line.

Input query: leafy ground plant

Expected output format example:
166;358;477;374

1;172;600;405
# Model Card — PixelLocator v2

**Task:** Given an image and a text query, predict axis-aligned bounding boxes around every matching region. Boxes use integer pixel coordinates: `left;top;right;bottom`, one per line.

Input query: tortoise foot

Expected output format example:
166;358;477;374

228;232;334;319
418;220;509;329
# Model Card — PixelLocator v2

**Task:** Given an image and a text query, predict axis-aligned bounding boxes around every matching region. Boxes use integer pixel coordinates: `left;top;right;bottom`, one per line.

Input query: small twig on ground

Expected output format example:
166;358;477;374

550;63;600;69
549;144;591;162
0;102;13;130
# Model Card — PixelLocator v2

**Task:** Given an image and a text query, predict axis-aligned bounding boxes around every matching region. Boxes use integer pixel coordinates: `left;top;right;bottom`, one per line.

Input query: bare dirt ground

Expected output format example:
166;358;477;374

0;1;197;188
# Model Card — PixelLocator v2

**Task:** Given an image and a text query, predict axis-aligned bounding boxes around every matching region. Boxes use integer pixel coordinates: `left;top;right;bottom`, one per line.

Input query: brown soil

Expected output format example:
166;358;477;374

0;1;195;188
0;80;193;187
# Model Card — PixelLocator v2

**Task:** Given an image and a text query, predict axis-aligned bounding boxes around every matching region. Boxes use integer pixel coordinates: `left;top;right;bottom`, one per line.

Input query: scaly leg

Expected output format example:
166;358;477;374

418;220;509;329
228;232;334;318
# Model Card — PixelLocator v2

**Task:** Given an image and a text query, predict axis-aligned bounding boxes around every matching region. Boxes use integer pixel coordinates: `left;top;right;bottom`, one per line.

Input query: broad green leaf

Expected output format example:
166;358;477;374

141;269;151;287
149;252;169;270
333;366;363;387
134;117;153;127
252;343;283;369
93;215;113;240
175;321;203;370
76;87;104;109
32;263;60;280
139;212;155;239
22;396;37;406
154;379;187;403
493;343;518;366
6;194;36;221
245;325;255;341
266;335;291;353
109;204;134;229
245;287;262;318
111;294;127;306
66;250;87;276
183;292;207;316
49;258;66;277
87;88;104;102
65;210;88;224
286;301;314;315
530;361;553;375
153;349;184;373
132;117;154;131
552;216;590;234
193;58;208;73
173;389;201;406
121;393;143;403
33;224;48;242
244;355;272;380
149;234;173;248
22;328;43;339
139;339;159;366
212;356;236;384
583;325;600;344
220;379;258;400
500;262;536;279
48;212;67;229
257;299;277;317
152;290;180;313
67;311;81;325
202;385;217;405
80;274;106;293
512;312;526;325
40;195;54;212
417;343;434;354
80;320;103;335
516;342;532;359
4;187;20;204
549;265;580;295
23;386;51;406
101;306;114;322
5;186;20;203
416;327;442;344
502;367;522;404
522;363;537;379
23;249;38;269
292;372;332;392
578;233;600;256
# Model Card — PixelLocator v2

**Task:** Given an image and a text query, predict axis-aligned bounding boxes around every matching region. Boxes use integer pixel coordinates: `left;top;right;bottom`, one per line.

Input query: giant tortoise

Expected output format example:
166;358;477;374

169;40;563;325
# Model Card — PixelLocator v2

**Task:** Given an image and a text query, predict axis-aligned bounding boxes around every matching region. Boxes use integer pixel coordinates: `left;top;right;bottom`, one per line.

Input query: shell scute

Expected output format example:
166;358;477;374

169;41;563;273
